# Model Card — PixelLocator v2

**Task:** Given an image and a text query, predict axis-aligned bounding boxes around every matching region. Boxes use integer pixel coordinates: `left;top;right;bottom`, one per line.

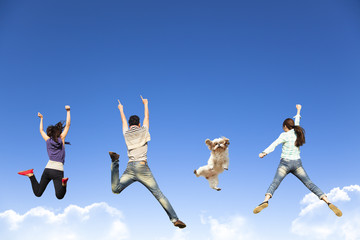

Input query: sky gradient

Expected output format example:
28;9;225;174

0;0;360;239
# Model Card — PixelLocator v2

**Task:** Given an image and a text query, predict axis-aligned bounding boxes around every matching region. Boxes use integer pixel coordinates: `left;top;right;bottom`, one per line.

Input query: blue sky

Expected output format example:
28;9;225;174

0;0;360;239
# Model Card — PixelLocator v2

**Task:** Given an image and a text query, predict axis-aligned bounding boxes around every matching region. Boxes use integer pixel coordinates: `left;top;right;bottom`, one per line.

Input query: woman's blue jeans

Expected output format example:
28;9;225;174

111;160;179;222
266;158;326;199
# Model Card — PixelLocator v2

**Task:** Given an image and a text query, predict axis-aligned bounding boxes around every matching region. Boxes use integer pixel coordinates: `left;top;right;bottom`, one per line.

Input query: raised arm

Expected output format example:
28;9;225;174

294;104;302;126
60;105;71;140
141;95;149;129
118;100;128;134
38;112;50;141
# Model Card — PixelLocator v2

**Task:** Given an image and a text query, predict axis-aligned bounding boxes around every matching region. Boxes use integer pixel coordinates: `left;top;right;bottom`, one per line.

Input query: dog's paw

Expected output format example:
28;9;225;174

224;168;228;170
215;188;221;191
194;170;199;176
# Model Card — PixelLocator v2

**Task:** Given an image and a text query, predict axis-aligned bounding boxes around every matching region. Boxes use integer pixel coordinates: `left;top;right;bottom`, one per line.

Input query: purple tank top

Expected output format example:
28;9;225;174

46;138;65;164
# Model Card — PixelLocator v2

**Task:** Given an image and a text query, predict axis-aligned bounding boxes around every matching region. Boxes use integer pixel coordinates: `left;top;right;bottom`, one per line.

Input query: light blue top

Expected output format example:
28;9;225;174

263;115;301;160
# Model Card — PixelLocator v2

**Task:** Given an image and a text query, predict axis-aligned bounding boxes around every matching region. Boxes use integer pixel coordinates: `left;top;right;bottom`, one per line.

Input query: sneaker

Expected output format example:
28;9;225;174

173;220;186;229
253;201;269;214
62;178;69;186
328;203;342;217
109;152;120;162
18;169;34;176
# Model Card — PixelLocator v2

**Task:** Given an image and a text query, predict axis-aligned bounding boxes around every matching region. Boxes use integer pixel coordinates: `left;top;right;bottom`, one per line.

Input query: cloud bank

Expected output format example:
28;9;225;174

201;215;257;240
291;185;360;240
199;185;360;240
0;202;129;240
1;185;359;240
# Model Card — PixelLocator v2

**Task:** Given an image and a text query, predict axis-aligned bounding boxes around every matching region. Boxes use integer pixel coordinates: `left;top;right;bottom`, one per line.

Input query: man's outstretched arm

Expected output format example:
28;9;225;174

118;99;128;133
141;95;149;129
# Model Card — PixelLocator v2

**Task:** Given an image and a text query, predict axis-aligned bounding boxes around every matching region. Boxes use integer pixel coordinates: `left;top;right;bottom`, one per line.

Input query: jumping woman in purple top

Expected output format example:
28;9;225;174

18;105;71;199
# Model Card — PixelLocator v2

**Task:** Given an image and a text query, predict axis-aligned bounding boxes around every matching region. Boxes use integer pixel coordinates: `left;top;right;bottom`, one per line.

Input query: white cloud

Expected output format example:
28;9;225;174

291;184;360;240
201;215;258;240
157;229;190;240
2;185;359;240
0;202;129;240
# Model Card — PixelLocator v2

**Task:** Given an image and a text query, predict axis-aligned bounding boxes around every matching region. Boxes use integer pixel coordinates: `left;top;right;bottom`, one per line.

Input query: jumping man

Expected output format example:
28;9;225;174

109;96;186;228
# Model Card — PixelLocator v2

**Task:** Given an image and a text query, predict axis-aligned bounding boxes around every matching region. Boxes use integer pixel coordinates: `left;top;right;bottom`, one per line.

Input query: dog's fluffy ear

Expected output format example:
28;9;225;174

205;139;213;150
222;137;230;146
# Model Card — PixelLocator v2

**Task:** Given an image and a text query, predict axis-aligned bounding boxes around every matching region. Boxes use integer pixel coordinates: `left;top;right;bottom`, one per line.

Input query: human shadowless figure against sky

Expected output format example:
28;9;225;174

109;96;186;228
253;104;342;217
18;105;71;200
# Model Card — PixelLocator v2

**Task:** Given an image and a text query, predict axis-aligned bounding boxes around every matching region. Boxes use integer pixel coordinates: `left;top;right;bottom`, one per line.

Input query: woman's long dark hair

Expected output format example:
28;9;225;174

283;118;305;147
46;121;72;145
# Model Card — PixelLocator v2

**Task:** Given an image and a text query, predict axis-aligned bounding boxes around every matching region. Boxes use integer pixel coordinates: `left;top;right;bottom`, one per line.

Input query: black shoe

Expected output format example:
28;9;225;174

109;152;120;162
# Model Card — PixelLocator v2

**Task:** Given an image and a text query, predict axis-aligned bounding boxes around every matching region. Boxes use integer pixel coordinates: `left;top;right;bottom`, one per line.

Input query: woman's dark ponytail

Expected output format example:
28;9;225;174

293;125;305;147
46;121;65;143
283;118;306;147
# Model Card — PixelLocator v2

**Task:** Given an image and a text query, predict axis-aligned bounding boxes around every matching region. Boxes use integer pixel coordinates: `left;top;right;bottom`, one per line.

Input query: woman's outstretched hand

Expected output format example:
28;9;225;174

38;112;43;118
259;152;267;158
65;105;70;111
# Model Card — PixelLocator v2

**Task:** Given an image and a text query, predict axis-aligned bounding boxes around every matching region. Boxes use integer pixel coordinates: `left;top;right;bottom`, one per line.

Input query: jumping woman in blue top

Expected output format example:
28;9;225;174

253;104;342;217
18;105;71;199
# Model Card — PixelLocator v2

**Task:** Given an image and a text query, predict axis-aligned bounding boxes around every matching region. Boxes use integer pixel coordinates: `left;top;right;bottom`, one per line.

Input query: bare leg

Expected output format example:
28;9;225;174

322;196;330;204
263;193;271;202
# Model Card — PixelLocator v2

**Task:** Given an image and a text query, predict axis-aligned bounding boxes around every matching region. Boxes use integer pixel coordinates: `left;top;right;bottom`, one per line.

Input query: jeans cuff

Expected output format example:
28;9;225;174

319;194;327;200
171;218;178;223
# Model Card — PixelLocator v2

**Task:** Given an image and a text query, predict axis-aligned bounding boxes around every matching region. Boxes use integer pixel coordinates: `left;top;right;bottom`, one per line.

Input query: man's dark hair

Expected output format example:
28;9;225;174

128;115;140;126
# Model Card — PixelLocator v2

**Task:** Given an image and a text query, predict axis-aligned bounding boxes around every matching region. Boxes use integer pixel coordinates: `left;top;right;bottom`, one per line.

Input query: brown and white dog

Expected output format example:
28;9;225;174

194;137;230;191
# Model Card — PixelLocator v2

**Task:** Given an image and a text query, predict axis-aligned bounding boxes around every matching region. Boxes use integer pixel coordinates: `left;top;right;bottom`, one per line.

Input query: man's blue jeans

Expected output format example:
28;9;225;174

111;160;179;222
266;158;326;199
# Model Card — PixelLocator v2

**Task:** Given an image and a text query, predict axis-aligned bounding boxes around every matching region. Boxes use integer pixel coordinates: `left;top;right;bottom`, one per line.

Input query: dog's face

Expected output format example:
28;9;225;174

205;137;230;152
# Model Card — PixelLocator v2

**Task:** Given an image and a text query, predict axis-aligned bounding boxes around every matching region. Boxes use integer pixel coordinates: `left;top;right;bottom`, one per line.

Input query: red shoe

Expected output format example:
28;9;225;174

62;178;69;185
18;169;34;176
